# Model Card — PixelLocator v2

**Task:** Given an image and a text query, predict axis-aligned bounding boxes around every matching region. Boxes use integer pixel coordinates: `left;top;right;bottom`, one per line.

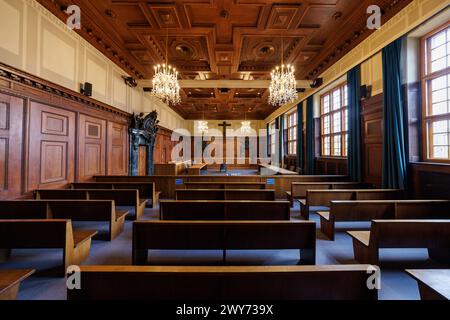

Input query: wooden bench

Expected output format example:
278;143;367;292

57;188;146;220
259;164;298;175
175;189;276;201
160;200;290;220
348;220;450;265
299;189;403;220
71;182;159;208
184;182;268;189
0;220;97;276
317;200;450;240
132;220;316;265
67;264;378;300
0;269;35;300
286;182;371;207
406;269;450;300
186;163;208;175
0;199;128;241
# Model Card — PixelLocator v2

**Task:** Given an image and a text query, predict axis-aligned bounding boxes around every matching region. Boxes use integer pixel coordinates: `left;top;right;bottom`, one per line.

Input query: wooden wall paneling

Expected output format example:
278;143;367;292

107;122;128;175
0;92;24;199
77;114;106;181
410;163;450;199
27;101;76;191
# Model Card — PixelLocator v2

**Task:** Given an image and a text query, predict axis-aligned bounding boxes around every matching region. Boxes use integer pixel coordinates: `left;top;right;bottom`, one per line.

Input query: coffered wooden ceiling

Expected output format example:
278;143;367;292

37;0;412;120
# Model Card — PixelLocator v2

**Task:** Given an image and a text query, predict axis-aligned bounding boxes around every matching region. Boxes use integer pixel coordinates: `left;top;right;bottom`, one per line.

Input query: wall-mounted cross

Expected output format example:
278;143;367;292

218;121;231;138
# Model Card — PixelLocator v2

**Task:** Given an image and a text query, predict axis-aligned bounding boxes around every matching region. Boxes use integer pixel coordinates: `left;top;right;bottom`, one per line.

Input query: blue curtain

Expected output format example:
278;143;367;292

279;114;285;167
382;38;408;189
306;96;314;174
266;123;270;156
297;103;303;171
347;65;362;182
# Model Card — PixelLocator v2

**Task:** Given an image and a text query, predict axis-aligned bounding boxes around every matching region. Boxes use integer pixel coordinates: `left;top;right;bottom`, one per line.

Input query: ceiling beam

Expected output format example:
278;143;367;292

137;79;313;89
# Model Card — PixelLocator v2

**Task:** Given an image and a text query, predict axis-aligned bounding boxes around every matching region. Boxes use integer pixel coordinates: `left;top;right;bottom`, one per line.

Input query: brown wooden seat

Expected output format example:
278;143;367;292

318;200;450;240
160;200;290;220
406;269;450;300
175;189;276;201
300;189;404;219
0;200;127;241
71;182;158;208
0;269;35;300
66;264;378;300
286;182;371;207
0;220;97;276
51;189;145;220
132;220;316;265
348;220;450;265
184;182;268;189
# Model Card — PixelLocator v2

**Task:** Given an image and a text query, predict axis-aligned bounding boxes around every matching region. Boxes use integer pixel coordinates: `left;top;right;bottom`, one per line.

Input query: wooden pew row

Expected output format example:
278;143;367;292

348;220;450;265
286;182;372;207
132;221;316;265
160;200;290;220
317;200;450;240
36;189;146;221
299;189;404;220
0;200;128;241
0;269;35;300
175;189;276;201
406;269;450;300
71;182;159;208
184;182;268;190
93;175;349;199
0;220;96;277
67;264;378;300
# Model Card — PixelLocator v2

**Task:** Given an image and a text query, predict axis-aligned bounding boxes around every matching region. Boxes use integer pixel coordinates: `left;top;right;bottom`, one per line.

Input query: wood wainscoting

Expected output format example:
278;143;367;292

315;158;348;175
410;162;450;199
0;63;130;199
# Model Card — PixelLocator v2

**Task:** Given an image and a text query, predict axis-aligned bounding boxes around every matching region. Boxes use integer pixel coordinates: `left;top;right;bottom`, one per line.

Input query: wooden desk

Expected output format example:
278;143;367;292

259;164;298;175
0;269;35;300
186;163;207;175
406;269;450;300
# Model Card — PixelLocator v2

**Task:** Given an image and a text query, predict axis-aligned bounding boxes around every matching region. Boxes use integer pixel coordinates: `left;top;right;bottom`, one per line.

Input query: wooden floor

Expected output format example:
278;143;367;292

0;201;445;300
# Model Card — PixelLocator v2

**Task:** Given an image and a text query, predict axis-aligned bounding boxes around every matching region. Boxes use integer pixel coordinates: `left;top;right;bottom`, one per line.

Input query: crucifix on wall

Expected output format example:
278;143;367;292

218;121;231;172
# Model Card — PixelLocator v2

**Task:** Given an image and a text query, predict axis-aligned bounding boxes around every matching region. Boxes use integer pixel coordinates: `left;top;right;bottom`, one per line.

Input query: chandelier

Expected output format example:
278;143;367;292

268;35;298;107
151;29;181;106
240;112;251;134
197;121;209;134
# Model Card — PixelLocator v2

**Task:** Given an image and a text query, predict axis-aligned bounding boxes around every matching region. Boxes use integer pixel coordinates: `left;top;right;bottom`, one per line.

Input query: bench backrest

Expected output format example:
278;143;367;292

307;190;403;207
35;189;88;200
72;182;155;200
67;265;377;300
160;200;290;220
371;220;450;248
184;182;267;189
330;201;396;221
133;221;315;250
175;189;276;201
0;219;72;249
0;201;49;219
47;200;115;222
85;189;140;206
292;182;370;198
395;201;450;219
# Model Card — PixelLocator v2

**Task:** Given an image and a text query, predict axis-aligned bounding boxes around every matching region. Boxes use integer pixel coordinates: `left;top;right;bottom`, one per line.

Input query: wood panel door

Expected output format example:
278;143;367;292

362;94;383;186
138;145;147;176
0;93;24;199
78;114;106;181
27;101;76;191
107;122;128;175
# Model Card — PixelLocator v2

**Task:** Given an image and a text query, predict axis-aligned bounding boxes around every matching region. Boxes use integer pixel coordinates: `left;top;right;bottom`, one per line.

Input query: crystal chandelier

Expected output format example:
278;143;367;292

151;29;181;106
268;35;298;107
197;106;208;134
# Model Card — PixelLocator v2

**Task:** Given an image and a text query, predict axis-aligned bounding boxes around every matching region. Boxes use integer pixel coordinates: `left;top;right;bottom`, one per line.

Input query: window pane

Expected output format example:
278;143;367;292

433;146;448;158
343;109;348;131
431;44;447;61
433;133;448;146
323;95;330;114
343;134;348;157
431;31;446;48
432;57;447;72
432;101;448;115
343;85;348;106
323;115;330;134
323;137;330;156
333;112;341;133
433;120;448;133
333;135;342;156
432;88;448;103
431;75;447;91
332;89;341;110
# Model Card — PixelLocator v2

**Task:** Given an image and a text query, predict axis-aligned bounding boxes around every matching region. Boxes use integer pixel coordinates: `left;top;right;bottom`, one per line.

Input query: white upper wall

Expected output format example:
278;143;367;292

0;0;187;131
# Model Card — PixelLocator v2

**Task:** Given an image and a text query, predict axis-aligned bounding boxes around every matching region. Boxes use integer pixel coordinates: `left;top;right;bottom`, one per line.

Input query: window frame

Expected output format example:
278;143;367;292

421;22;450;163
286;110;298;156
269;122;277;157
319;83;348;158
